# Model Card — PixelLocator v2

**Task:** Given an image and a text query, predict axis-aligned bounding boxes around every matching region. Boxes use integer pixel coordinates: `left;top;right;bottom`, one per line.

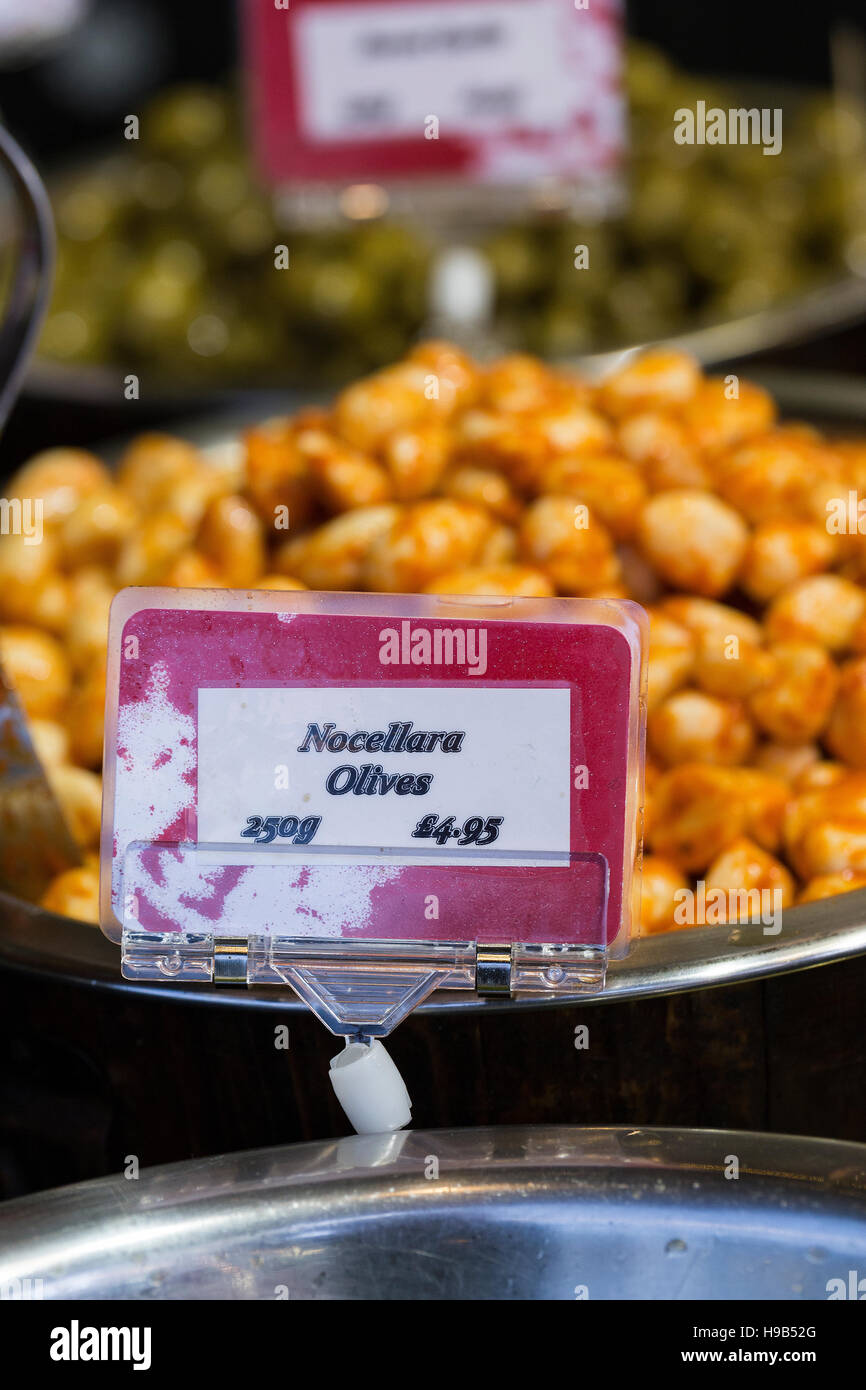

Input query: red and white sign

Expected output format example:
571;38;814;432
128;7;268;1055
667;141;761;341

244;0;625;184
100;591;644;952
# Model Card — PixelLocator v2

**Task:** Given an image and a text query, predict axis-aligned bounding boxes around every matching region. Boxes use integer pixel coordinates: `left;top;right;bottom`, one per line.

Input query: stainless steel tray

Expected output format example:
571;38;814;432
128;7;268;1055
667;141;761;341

2;1125;864;1299
24;274;866;409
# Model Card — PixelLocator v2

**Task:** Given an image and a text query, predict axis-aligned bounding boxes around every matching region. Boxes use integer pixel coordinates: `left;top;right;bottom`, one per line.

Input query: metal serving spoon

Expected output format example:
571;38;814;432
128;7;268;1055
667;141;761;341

0;121;80;899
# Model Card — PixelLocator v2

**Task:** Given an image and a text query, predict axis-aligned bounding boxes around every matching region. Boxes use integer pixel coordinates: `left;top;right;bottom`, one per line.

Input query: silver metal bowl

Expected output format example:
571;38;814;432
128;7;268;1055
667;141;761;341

2;1126;865;1300
3;369;866;1012
2;874;865;1015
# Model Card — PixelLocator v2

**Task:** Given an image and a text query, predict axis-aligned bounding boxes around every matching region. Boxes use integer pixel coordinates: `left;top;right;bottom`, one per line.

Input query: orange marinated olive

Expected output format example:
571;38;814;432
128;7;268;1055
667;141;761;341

533;403;614;456
739;520;837;602
715;436;837;525
0;625;70;719
639;855;689;935
197;494;265;587
254;574;307;591
825;656;866;767
692;629;774;700
28;717;71;768
478;523;518;566
656;596;763;648
407;340;482;414
637;490;748;597
425;565;555;598
115;514;194;586
9;449;110;529
681;377;777;455
789;818;866;878
794;760;847;791
382;422;452;500
618;412;711;491
481;353;566;415
754;741;821;784
0;531;68;632
334;362;430;452
441;466;523;523
243;418;317;530
732;769;791;853
649;763;788;872
798;870;866;904
645;608;695;712
647;765;749;872
597;349;701;419
518;496;620;595
783;773;866;877
46;765;102;849
363;500;495;592
58;487;136;570
703;837;795;918
277;505;401;591
296;425;392;512
65;662;107;769
765;574;866;653
648;689;755;767
116;433;217;522
457;416;551;494
163;551;225;588
64;569;114;675
40;864;100;924
540;454;647;540
748;642;839;744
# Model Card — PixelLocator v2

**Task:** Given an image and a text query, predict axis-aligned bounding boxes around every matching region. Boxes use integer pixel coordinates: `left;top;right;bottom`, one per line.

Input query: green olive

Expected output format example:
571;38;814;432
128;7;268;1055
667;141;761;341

54;168;127;243
40;301;110;364
484;228;548;298
143;86;234;161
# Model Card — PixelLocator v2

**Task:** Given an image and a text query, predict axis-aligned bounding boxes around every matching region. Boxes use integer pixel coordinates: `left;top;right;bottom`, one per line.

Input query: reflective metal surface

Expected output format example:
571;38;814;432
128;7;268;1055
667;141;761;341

1;1127;865;1300
568;277;866;381
0;122;55;432
24;274;866;408
2;879;866;1014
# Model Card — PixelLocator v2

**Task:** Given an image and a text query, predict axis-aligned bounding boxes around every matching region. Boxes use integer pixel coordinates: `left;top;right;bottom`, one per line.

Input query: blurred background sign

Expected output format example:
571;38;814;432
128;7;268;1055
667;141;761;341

244;0;625;189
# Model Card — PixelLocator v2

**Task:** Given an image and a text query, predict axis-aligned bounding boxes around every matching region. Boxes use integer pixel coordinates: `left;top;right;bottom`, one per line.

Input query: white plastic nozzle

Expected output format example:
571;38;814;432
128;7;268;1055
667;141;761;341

429;246;494;327
329;1039;412;1135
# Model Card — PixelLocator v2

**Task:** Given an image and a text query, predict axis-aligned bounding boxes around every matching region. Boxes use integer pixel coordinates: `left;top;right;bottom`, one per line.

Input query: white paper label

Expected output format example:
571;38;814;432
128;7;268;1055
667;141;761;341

197;686;570;863
294;0;570;142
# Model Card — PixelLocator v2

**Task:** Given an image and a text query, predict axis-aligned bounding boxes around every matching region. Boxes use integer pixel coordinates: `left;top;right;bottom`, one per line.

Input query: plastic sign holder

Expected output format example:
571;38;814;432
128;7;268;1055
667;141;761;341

100;590;646;1127
243;0;626;223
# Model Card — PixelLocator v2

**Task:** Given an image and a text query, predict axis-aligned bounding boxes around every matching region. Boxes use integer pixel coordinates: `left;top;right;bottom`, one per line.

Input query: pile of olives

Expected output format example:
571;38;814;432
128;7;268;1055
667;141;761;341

41;85;432;387
490;43;866;358
37;42;866;387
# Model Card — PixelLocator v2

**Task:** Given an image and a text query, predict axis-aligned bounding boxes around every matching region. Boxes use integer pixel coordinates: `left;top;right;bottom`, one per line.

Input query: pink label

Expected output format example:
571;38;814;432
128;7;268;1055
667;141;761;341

244;0;625;184
107;603;640;948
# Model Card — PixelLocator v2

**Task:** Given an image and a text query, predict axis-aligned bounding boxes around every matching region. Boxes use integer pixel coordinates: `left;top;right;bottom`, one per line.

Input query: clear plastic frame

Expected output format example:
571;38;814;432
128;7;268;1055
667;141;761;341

100;588;647;1015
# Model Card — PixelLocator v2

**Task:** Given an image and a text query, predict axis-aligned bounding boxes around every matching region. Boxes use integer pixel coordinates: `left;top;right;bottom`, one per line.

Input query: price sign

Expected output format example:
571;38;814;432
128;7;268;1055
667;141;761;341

100;591;645;957
244;0;625;185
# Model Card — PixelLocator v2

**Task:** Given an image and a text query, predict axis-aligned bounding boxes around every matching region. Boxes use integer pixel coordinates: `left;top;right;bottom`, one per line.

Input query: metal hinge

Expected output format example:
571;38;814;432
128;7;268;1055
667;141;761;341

475;943;513;996
213;937;249;985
